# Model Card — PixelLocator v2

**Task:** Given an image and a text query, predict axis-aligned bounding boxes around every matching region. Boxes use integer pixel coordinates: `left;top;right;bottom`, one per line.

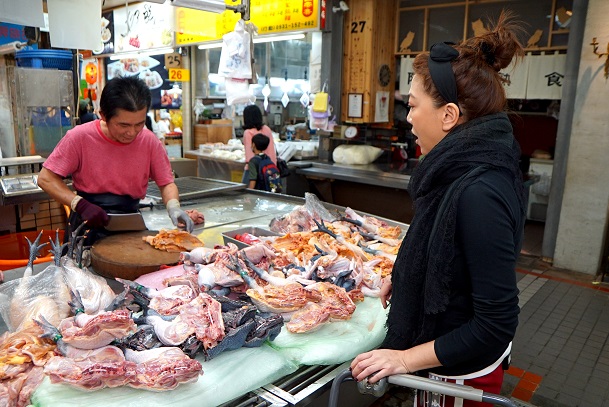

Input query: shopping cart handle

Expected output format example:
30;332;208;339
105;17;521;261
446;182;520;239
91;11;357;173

388;374;483;401
386;374;519;407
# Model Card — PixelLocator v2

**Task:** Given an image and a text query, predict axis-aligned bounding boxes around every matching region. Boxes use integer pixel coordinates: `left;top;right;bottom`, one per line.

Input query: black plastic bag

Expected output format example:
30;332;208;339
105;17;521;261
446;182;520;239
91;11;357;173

277;158;290;178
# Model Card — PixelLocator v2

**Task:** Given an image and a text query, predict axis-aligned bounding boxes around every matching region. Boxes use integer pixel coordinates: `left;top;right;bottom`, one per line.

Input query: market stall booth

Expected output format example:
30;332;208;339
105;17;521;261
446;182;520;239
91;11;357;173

1;187;405;406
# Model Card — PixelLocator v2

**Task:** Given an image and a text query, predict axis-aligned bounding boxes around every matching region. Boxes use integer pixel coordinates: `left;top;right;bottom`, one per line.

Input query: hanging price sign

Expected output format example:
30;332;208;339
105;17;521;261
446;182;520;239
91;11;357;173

168;68;190;81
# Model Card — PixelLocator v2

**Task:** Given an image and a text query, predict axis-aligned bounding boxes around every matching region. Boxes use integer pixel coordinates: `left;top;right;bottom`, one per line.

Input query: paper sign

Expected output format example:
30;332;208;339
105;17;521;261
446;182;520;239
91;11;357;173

176;0;319;45
113;2;174;53
47;0;101;50
0;0;45;27
169;68;190;81
165;53;182;68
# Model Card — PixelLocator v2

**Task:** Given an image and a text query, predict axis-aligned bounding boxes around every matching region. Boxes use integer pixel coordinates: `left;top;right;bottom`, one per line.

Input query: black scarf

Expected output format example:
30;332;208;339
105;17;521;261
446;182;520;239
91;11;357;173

382;112;526;350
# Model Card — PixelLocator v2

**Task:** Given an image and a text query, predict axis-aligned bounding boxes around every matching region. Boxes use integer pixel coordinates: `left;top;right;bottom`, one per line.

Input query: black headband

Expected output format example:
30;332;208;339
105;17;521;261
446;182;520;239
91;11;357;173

428;42;460;108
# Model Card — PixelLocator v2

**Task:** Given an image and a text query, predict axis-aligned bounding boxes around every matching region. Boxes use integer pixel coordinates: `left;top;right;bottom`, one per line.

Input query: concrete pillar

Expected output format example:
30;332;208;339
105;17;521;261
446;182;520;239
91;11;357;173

553;0;609;275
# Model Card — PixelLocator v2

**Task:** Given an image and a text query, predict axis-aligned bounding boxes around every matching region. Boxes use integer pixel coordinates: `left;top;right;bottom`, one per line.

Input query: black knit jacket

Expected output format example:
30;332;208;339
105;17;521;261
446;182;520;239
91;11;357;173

382;112;526;376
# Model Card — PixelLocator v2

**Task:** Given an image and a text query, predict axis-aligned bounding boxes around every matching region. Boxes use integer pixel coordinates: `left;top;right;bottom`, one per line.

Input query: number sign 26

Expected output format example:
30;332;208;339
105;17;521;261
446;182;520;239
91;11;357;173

169;68;190;82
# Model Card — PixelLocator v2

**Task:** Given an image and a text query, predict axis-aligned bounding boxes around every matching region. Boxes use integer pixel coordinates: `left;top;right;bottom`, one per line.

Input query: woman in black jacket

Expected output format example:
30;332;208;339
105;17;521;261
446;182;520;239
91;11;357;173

351;12;527;406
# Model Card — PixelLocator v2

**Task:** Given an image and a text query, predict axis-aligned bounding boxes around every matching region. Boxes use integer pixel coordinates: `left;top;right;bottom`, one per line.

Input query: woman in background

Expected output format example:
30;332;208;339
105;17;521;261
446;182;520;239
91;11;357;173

241;104;276;184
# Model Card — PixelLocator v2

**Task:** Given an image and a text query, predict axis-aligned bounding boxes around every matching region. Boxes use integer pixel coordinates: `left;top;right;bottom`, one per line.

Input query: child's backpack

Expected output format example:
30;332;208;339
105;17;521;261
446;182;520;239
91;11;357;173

256;155;283;193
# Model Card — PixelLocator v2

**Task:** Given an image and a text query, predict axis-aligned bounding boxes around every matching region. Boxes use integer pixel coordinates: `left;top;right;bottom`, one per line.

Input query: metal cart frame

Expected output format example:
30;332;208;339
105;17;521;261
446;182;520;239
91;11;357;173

329;368;519;407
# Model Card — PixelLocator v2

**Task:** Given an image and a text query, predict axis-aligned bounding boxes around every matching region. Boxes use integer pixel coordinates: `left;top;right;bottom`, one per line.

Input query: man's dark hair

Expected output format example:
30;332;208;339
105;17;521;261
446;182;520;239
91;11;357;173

243;105;263;130
99;76;151;121
252;133;270;151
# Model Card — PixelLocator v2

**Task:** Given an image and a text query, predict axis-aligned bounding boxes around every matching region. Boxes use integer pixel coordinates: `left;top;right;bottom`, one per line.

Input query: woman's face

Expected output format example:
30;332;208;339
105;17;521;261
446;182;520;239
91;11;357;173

101;108;147;144
406;75;449;155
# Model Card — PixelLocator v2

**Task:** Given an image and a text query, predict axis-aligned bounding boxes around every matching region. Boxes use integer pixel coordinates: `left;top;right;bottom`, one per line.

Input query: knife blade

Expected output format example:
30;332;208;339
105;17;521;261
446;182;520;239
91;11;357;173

105;213;147;232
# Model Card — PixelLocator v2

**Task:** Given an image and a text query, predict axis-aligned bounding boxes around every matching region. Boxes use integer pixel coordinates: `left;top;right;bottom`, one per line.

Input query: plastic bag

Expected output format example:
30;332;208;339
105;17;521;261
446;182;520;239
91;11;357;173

0;265;70;332
312;83;328;112
277;158;290;178
333;144;383;165
308;105;334;131
225;78;255;106
312;91;328;112
218;20;252;79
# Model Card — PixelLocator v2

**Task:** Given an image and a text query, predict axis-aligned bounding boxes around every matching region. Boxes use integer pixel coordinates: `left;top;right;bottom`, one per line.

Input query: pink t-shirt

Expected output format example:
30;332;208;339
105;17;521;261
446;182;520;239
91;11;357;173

243;125;277;166
43;120;174;199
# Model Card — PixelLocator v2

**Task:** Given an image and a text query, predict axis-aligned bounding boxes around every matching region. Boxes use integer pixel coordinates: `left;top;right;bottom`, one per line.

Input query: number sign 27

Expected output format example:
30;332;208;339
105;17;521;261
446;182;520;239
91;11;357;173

351;20;366;33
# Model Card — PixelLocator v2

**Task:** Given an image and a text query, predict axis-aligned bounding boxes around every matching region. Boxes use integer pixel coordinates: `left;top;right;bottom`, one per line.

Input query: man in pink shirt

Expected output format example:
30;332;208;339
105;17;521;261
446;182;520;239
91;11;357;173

37;76;193;244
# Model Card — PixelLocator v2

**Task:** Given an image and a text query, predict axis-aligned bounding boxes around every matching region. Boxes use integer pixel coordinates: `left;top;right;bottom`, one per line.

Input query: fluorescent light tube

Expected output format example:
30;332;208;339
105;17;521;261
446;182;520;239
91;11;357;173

170;0;226;13
110;47;175;60
197;41;223;49
253;33;305;43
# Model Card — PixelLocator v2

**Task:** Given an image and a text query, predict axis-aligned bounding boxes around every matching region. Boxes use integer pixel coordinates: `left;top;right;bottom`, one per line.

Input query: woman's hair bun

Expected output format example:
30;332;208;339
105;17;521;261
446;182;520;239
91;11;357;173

466;11;525;72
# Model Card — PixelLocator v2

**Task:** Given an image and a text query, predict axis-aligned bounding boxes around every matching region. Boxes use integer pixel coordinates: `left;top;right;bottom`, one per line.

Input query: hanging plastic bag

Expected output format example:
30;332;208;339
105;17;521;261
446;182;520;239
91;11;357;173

225;78;255;106
312;83;328;112
308;105;334;131
218;20;252;79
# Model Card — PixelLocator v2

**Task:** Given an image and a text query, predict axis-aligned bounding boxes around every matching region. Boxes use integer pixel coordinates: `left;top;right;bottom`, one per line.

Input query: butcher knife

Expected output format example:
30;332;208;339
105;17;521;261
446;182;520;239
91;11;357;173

104;213;147;232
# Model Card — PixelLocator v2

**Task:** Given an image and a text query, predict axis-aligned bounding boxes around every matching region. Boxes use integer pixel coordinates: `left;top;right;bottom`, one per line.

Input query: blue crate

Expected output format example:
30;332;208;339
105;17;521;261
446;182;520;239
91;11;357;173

15;49;73;70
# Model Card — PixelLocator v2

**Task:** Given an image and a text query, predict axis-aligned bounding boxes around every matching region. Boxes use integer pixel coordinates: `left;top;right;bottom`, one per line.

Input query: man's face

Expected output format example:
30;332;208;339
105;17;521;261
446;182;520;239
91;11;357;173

101;108;147;144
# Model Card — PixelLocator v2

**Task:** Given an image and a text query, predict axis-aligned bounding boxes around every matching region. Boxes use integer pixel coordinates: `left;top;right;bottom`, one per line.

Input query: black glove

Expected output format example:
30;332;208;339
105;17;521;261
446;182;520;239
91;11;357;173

75;198;109;228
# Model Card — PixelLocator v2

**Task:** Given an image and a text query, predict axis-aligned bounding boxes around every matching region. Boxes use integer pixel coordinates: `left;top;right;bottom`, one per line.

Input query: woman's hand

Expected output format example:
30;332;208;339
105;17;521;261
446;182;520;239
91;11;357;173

380;277;392;309
350;349;411;384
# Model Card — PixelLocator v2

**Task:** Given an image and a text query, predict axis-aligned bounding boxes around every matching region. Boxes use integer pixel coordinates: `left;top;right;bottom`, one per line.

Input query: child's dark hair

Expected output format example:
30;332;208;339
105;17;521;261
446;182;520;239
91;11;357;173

252;133;270;151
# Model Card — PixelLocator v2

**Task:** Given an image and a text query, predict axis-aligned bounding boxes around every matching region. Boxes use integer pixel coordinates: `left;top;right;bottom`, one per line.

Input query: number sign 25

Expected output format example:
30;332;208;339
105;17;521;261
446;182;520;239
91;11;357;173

165;53;182;69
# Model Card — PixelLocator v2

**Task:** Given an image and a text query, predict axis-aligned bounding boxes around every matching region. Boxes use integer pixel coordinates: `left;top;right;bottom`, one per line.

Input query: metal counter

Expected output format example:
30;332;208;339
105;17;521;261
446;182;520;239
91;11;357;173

295;161;414;190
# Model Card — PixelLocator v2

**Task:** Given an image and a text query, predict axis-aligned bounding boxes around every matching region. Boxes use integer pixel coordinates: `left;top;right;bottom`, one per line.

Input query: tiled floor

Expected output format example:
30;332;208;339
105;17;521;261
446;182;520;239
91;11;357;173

504;256;609;407
369;222;609;407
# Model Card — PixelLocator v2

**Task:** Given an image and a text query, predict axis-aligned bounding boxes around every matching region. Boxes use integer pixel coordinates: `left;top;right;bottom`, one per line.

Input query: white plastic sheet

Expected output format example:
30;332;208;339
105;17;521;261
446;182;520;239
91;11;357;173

31;299;388;406
31;344;298;407
269;297;389;366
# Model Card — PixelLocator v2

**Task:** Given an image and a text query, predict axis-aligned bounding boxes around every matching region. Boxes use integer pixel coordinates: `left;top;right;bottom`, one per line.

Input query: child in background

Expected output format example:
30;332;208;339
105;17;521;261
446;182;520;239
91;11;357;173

248;134;282;193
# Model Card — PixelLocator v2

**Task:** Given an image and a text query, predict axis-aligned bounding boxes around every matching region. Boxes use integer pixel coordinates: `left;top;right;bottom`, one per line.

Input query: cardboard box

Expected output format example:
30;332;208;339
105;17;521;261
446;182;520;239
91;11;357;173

194;122;234;147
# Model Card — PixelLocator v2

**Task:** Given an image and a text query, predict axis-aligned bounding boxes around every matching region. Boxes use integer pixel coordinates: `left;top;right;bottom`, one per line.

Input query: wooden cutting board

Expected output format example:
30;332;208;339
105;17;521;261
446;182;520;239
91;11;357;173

91;230;180;281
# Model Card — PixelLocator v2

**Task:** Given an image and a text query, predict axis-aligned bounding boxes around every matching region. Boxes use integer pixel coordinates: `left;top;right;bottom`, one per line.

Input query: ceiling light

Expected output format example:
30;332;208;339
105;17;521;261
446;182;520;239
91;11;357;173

253;33;305;43
110;47;175;60
169;0;226;13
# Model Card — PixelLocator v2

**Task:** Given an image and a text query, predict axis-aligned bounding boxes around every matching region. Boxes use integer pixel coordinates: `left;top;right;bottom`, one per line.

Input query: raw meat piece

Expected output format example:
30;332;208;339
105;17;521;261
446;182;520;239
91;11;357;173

143;229;204;252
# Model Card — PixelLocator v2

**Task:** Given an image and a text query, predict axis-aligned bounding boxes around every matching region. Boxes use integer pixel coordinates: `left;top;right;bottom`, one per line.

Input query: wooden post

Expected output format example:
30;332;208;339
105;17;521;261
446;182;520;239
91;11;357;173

341;0;397;124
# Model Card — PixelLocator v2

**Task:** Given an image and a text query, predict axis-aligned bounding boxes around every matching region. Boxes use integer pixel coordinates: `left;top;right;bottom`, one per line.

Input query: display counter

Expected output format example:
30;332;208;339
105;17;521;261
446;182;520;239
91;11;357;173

1;190;406;407
184;150;245;183
179;153;419;223
292;160;419;224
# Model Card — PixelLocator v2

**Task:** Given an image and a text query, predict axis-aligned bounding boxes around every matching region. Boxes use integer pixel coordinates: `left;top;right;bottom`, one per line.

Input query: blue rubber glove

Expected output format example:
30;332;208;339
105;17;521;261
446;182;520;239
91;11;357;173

166;199;194;233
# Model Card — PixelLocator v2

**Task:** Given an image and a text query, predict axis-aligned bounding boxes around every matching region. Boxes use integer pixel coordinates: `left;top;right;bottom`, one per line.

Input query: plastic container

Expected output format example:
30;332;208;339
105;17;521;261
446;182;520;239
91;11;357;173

15;49;73;70
0;230;64;271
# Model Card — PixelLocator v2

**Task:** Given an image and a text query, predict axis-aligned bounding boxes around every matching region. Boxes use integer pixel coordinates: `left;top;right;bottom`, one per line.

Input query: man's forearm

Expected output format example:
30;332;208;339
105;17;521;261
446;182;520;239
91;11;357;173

37;167;77;207
159;182;179;204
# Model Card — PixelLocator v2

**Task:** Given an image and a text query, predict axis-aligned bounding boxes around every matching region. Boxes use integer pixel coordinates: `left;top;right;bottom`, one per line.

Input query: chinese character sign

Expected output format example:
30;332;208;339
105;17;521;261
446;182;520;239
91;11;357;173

113;2;174;53
525;54;566;100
